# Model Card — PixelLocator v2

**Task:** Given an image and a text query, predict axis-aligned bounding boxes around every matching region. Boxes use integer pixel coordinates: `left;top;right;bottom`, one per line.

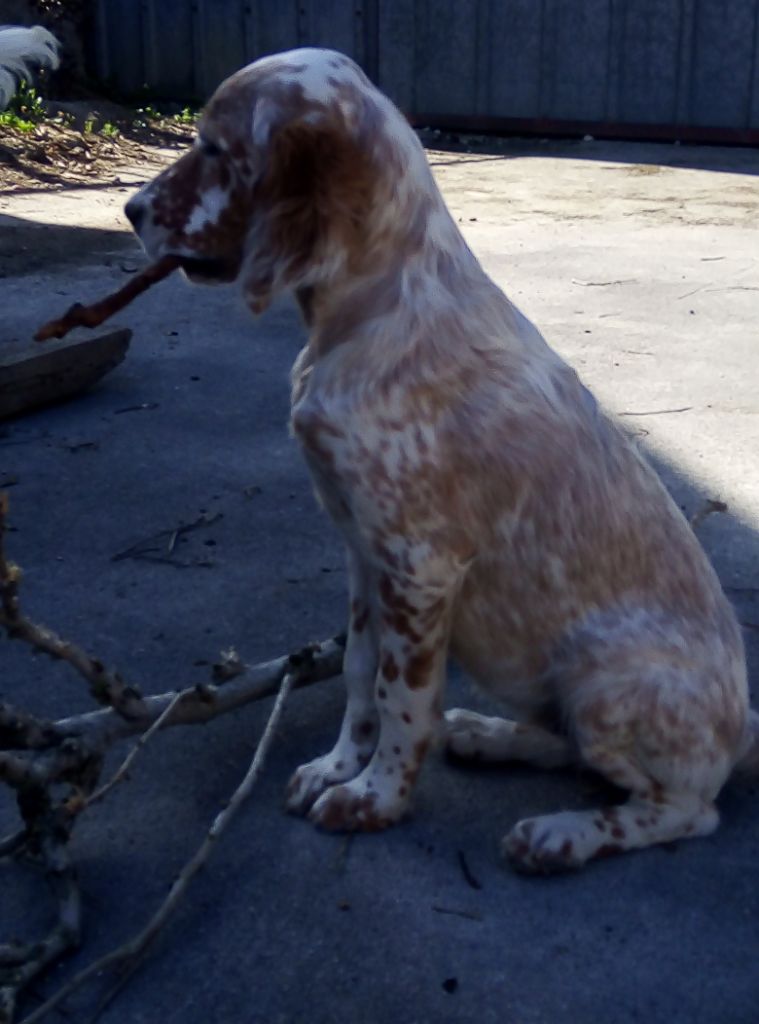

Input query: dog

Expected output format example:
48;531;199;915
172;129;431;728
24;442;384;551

0;25;59;109
125;48;758;872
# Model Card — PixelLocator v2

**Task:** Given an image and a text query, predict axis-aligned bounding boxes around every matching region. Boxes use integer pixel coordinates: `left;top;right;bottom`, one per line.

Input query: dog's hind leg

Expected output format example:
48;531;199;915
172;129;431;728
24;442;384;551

501;788;719;874
444;708;574;769
500;651;743;873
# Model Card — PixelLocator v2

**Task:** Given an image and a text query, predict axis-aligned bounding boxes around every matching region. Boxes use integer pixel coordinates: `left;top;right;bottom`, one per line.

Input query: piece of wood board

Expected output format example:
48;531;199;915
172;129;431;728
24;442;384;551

0;327;132;420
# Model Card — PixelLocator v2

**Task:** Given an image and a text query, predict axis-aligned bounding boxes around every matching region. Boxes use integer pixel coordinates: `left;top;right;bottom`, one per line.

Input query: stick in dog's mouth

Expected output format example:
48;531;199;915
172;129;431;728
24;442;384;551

34;254;182;342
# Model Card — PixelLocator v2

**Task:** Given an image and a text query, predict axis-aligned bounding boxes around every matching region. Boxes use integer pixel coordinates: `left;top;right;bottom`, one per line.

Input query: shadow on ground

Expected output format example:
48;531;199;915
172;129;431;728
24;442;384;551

419;128;759;177
0;214;137;280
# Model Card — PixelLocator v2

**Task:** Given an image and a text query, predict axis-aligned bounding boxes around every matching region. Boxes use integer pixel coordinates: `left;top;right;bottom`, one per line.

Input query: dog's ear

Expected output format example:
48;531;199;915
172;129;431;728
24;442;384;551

241;101;377;315
250;95;279;149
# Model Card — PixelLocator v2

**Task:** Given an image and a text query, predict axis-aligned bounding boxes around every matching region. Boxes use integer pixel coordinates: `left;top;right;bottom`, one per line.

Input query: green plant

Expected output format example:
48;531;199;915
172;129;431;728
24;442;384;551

0;110;36;132
101;121;120;138
135;103;161;121
5;81;47;124
174;106;198;124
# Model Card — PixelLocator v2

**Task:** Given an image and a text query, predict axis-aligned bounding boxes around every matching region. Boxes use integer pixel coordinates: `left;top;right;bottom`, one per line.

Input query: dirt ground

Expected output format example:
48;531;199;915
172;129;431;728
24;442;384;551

3;117;758;273
0;105;193;276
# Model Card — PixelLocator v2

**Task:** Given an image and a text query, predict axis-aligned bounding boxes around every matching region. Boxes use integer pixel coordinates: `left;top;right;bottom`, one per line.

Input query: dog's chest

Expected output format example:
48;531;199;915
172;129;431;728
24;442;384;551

289;372;359;527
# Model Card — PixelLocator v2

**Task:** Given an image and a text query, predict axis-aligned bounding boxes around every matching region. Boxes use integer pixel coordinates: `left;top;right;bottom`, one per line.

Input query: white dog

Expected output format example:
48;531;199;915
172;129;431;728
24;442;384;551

0;25;59;109
125;48;759;872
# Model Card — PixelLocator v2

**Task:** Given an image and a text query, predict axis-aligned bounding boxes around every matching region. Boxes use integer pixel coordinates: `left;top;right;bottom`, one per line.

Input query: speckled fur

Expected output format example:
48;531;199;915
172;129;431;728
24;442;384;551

126;48;758;871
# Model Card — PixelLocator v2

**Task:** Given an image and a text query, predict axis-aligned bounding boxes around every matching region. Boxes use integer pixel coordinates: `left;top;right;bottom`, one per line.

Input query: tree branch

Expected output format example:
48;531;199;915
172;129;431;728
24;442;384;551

0;491;346;1021
18;670;298;1024
0;493;145;720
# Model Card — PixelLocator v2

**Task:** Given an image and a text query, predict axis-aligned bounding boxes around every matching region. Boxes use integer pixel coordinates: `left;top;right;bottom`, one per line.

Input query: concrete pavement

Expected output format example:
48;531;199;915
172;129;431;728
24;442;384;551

2;136;758;1023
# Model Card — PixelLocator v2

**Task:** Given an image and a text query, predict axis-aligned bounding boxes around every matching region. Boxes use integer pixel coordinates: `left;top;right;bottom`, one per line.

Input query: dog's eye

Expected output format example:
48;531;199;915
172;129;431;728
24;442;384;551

199;138;222;157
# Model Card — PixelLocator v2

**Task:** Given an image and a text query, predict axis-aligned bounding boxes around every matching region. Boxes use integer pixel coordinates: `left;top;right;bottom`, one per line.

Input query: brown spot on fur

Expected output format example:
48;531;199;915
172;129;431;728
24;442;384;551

402;711;412;724
414;738;430;763
404;647;436;689
352;606;370;633
399;738;430;787
312;787;390;832
596;843;623;859
379;574;417;616
375;542;400;570
649;782;667;805
385;612;423;643
381;651;400;682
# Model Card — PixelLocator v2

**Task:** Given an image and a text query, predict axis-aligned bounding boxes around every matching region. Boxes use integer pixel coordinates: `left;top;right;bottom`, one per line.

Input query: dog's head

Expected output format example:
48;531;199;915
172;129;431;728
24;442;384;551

125;48;428;314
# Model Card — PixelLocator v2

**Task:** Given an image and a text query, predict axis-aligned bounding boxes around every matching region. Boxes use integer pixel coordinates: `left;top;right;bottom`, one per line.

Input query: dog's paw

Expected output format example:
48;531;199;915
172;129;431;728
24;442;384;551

444;707;489;760
308;775;410;833
286;753;363;816
501;812;596;874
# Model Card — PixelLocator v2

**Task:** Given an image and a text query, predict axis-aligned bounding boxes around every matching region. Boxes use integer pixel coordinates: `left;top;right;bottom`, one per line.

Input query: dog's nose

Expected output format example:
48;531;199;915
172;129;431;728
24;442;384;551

124;195;145;233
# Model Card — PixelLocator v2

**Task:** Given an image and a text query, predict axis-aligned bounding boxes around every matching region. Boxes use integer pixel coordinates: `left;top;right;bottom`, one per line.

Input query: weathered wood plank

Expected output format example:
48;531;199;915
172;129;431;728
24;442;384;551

0;328;132;420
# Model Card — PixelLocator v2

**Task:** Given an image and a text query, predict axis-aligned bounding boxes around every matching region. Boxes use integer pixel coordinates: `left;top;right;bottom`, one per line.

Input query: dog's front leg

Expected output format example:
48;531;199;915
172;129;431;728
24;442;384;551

286;547;380;815
306;568;455;832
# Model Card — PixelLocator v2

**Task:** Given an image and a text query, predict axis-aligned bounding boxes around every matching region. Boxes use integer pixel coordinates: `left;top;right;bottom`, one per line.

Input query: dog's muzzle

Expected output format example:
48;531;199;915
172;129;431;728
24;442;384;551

124;195;146;234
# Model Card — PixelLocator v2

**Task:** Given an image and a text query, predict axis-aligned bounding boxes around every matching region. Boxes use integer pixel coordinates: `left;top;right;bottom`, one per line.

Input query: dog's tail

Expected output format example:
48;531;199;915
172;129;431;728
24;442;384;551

0;25;59;109
735;707;759;775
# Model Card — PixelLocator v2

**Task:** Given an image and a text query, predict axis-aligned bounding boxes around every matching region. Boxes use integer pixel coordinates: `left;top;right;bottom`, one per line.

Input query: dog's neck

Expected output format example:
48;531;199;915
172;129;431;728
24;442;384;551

294;193;486;360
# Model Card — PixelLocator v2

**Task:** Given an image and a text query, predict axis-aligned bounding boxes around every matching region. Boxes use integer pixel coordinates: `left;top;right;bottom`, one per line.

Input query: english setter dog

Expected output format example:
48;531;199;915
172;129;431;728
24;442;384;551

125;48;758;872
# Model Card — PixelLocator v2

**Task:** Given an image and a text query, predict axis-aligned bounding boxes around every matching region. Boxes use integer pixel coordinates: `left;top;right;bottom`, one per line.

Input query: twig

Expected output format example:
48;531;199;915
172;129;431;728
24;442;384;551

0;494;145;720
0;752;37;789
34;255;181;342
56;637;345;751
619;407;693;417
19;671;298;1024
111;513;222;566
456;850;483;891
432;905;483;922
0;635;343;790
0;704;59;751
0;830;26;860
85;691;186;809
571;278;635;287
0;640;343;1020
1;798;83;1021
0;492;345;1018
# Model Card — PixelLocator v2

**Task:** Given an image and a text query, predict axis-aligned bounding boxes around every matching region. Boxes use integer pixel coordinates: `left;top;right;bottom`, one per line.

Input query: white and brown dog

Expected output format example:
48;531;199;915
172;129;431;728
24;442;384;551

0;25;58;109
125;48;758;872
